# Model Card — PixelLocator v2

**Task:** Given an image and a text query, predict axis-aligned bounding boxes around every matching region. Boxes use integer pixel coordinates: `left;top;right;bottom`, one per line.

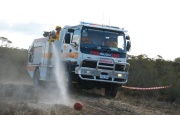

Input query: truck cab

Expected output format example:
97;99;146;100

59;22;131;96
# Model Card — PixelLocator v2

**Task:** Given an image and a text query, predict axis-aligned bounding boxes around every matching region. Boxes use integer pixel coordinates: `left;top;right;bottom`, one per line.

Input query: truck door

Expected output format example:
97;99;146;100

63;29;80;59
33;46;42;64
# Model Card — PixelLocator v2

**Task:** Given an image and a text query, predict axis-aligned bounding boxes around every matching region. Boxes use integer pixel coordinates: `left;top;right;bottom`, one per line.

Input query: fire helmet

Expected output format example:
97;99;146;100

55;26;61;30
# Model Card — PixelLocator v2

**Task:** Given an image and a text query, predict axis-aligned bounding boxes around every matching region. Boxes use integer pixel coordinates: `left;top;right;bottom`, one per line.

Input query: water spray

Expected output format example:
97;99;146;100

52;43;71;106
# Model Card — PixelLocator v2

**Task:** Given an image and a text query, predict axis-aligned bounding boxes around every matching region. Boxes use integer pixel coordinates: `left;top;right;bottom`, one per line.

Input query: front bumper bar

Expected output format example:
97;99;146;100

75;58;130;84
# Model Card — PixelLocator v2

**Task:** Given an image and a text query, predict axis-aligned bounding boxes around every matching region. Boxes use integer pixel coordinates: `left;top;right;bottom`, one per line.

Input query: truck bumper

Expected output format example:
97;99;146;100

75;59;130;84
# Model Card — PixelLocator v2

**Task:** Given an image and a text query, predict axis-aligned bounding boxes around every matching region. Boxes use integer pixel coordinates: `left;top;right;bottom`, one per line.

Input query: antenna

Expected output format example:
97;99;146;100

102;12;104;25
109;17;110;25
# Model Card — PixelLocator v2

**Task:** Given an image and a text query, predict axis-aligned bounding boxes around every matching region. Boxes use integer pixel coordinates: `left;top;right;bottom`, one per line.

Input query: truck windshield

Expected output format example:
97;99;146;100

80;27;125;53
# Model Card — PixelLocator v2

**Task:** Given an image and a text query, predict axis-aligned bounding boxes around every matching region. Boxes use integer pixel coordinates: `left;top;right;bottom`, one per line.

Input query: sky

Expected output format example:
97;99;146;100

0;0;179;60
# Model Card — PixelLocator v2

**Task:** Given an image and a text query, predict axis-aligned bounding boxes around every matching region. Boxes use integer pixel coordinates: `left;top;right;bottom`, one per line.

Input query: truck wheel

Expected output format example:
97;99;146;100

105;84;119;98
34;69;40;87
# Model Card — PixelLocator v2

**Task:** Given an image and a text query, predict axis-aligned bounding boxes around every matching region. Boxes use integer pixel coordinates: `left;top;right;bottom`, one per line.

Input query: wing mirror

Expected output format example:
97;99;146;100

126;41;131;52
126;35;130;40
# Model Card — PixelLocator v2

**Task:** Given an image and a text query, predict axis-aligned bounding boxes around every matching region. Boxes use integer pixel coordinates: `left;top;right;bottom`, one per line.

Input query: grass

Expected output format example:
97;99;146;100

116;91;180;114
0;101;45;115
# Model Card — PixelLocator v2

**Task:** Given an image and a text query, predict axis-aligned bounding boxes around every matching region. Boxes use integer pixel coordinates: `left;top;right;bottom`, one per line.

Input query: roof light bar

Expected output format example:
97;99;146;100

80;21;101;26
80;21;121;30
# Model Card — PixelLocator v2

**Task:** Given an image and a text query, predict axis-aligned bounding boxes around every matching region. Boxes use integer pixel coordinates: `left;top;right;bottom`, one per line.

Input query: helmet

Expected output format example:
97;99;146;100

55;26;61;30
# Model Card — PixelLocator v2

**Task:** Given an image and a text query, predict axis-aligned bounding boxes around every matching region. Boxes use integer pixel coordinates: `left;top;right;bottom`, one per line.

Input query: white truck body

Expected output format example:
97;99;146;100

27;22;131;97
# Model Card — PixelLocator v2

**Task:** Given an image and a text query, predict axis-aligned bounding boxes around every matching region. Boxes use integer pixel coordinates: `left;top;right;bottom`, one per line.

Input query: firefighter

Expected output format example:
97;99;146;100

48;26;61;44
81;30;91;44
81;37;90;43
54;26;61;40
103;37;118;48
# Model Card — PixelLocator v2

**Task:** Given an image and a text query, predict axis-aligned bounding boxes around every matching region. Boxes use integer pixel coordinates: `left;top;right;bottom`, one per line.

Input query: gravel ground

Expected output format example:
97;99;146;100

0;80;179;115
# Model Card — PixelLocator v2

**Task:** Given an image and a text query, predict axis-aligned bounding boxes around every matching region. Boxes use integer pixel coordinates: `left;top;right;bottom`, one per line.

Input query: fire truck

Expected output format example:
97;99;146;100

27;21;131;97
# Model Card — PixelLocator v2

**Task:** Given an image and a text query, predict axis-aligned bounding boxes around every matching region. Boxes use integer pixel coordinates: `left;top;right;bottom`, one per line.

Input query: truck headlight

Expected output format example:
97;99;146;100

86;70;92;74
118;74;122;77
83;70;93;74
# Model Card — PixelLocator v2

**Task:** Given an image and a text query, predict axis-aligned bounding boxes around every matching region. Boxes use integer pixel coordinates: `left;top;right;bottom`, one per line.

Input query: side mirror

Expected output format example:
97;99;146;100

65;33;71;44
126;35;130;40
126;41;131;51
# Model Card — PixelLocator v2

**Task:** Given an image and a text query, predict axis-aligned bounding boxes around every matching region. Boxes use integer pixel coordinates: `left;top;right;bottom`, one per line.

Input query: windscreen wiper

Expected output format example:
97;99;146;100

98;45;120;53
94;45;112;53
110;50;119;53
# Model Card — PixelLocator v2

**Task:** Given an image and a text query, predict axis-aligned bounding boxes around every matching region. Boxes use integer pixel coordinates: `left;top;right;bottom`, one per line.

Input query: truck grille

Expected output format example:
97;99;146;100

82;60;97;68
81;60;125;71
115;65;124;71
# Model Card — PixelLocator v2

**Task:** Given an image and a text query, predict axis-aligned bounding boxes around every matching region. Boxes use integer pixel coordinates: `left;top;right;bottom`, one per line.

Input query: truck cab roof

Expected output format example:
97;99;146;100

79;21;128;32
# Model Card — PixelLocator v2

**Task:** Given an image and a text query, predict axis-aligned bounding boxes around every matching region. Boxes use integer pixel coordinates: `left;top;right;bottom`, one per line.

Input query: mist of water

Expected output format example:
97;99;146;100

52;43;71;106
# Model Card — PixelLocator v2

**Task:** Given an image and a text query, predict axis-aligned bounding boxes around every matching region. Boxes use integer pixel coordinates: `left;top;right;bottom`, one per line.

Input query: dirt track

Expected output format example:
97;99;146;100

0;80;179;115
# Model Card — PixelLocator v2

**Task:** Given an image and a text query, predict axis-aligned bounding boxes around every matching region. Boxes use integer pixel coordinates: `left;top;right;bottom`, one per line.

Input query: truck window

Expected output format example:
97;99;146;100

117;35;125;50
80;27;126;54
72;29;80;45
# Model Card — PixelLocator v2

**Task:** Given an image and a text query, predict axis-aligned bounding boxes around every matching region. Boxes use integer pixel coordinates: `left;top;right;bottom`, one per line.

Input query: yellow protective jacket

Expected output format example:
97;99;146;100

48;31;60;44
54;32;60;40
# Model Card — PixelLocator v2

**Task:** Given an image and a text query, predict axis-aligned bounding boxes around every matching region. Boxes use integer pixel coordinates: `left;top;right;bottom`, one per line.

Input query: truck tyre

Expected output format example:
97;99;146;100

105;84;119;98
34;69;40;87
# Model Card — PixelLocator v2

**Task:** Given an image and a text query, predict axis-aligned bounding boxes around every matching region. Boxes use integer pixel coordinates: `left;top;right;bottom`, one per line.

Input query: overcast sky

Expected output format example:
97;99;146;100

0;0;179;60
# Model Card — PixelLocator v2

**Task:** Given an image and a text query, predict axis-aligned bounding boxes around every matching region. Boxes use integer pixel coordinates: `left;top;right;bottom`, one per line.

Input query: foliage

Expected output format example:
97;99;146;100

0;37;12;47
125;54;180;104
174;57;180;63
0;47;28;81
